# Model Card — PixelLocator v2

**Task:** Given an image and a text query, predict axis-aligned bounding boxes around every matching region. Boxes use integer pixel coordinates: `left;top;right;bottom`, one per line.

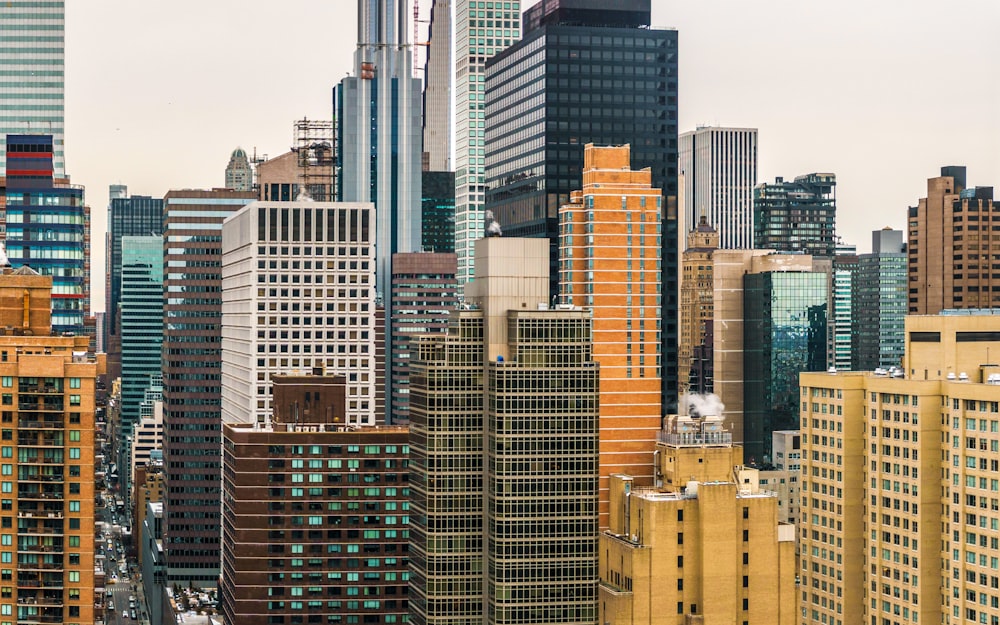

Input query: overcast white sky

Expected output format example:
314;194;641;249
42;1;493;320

64;1;1000;313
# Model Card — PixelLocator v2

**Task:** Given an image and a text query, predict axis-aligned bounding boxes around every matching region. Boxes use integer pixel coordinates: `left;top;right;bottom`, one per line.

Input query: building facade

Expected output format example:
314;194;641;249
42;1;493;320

421;170;455;254
831;245;858;371
225;147;253;192
798;311;1000;625
388;252;457;424
422;0;451;172
855;228;907;370
743;270;827;462
409;237;599;625
0;263;104;625
907;166;1000;314
220;201;378;426
161;188;256;588
221;375;410;625
678;216;719;396
678;126;757;249
4;134;84;335
754;173;836;258
0;2;65;177
559;144;662;526
453;0;520;285
600;415;797;625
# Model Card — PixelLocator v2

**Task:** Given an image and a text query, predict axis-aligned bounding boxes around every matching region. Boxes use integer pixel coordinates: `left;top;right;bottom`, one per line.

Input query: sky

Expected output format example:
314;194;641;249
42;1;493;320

64;1;1000;314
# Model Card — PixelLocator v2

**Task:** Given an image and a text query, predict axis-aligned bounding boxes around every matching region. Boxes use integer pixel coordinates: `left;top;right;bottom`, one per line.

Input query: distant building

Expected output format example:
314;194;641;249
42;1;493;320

831;243;858;371
389;252;457;423
679;126;758;248
422;0;451;171
220;201;378;426
600;415;797;625
4;134;85;334
141;501;166;625
754;173;836;258
257;120;334;202
225;147;253;192
757;430;801;524
409;237;599;625
907;166;999;313
420;170;455;253
679;215;720;396
220;374;410;625
855;228;906;369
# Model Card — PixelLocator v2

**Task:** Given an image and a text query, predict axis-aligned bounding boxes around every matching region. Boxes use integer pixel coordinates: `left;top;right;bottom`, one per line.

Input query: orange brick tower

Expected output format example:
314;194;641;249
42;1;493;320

559;144;663;526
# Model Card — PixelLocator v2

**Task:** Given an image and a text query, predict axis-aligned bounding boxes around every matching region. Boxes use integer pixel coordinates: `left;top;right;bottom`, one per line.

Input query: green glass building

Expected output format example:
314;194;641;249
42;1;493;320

743;271;827;463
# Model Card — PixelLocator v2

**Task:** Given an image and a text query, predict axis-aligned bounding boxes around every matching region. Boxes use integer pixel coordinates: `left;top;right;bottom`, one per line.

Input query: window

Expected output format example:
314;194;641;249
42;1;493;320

69;395;80;406
69;378;80;389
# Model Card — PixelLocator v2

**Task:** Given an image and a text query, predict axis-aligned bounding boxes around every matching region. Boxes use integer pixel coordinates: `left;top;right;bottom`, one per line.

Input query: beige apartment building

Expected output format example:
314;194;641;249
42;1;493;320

800;311;1000;625
599;414;797;625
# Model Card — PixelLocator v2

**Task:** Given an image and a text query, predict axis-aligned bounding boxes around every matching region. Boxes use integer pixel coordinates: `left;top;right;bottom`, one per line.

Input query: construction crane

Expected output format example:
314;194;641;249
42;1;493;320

413;0;430;74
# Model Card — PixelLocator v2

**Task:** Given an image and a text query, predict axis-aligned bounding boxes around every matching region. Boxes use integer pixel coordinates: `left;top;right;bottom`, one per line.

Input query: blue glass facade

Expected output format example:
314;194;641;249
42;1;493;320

107;194;163;336
743;271;827;463
4;134;83;335
421;170;455;253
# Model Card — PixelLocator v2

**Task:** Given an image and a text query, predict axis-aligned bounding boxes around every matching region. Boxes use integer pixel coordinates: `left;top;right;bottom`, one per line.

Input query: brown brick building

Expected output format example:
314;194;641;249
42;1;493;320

908;166;1000;314
220;375;410;625
559;144;663;526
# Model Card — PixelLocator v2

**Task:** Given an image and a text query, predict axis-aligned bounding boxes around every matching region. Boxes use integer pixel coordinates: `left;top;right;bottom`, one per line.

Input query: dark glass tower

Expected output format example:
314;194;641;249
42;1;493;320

743;271;827;463
161;189;255;587
484;0;680;410
421;170;455;253
753;173;837;258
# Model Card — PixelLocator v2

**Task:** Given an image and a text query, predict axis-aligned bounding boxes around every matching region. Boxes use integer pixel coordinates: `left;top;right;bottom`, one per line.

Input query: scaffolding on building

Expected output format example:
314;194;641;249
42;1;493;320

291;118;334;201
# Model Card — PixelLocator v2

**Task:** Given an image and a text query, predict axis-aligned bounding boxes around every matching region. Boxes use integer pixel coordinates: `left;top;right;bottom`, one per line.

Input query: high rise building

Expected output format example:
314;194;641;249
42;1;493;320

388;252;457;423
4;134;84;334
421;170;455;253
679;215;719;396
224;147;253;192
0;260;104;625
334;0;422;299
161;188;255;588
484;0;680;410
559;144;662;525
743;270;827;462
678;126;758;249
799;311;1000;625
757;429;801;524
754;173;837;258
453;0;520;285
855;228;907;370
257;120;335;203
831;243;858;371
484;0;678;294
0;2;65;177
409;237;599;625
422;0;451;171
105;192;163;381
220;374;410;625
907;166;999;314
118;235;163;514
220;201;378;426
600;416;797;625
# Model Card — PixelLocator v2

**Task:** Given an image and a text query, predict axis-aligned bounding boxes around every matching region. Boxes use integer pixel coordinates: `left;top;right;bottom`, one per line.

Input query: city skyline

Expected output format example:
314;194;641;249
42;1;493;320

63;1;998;313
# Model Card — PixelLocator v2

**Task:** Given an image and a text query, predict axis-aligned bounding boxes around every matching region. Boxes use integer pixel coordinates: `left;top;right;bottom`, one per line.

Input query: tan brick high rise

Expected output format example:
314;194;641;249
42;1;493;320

908;166;1000;314
678;215;719;396
559;144;662;526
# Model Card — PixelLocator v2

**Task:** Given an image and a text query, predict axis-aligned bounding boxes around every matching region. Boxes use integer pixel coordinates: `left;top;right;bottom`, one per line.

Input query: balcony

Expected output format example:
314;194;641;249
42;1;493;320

16;545;63;555
17;597;63;608
16;563;62;572
17;490;64;502
16;434;64;448
17;474;64;484
16;419;64;430
17;398;65;413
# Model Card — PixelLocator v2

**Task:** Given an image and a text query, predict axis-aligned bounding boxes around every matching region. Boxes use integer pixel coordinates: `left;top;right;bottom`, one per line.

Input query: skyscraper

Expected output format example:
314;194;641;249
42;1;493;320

118;235;164;513
161;188;255;588
0;261;103;625
334;0;422;298
224;147;253;192
559;144;662;526
105;192;163;380
907;166;999;314
855;228;906;370
409;237;599;625
753;173;837;258
831;243;858;371
484;0;680;409
422;0;451;171
4;134;84;335
0;1;65;177
678;126;758;249
453;0;520;285
679;215;719;396
220;201;379;427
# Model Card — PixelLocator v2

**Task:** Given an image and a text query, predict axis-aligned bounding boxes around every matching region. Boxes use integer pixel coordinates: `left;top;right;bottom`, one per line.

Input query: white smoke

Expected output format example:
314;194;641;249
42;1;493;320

485;210;502;237
680;392;725;419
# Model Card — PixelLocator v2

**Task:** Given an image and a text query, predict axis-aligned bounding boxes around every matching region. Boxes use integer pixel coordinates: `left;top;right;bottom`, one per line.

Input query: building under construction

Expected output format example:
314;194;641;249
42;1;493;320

255;118;334;202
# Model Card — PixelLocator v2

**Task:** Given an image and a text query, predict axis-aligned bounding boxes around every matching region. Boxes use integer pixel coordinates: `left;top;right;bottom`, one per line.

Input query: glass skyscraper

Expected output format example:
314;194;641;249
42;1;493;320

0;1;65;177
106;193;163;337
4;134;83;334
855;228;907;370
453;0;520;285
743;271;827;463
754;173;837;258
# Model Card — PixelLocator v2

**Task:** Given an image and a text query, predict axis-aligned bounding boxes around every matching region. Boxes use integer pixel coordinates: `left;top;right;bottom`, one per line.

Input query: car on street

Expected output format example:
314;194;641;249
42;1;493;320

108;601;114;612
130;610;137;620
